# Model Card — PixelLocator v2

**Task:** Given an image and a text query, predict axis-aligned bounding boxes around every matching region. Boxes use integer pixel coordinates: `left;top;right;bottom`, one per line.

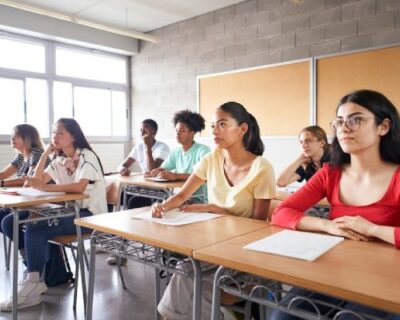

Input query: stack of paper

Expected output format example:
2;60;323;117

0;188;65;198
243;230;344;261
131;209;221;226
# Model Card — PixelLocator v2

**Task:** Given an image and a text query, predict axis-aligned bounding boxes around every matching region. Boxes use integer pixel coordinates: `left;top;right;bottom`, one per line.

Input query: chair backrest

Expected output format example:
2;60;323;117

267;199;283;221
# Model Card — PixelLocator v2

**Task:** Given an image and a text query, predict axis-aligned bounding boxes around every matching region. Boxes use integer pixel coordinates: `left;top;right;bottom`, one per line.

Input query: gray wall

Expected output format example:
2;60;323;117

131;0;400;139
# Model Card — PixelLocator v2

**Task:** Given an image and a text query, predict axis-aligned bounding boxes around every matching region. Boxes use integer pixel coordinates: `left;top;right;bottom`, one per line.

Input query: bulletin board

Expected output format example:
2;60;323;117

198;60;311;136
316;46;400;133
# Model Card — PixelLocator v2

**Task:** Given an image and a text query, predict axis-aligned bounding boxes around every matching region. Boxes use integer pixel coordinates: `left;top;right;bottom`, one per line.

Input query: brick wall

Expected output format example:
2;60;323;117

131;0;400;139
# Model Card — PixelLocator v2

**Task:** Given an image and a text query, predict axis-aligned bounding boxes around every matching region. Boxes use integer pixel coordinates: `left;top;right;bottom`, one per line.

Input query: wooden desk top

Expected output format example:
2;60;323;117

105;173;185;189
194;226;400;313
75;207;268;256
275;191;330;206
0;193;89;208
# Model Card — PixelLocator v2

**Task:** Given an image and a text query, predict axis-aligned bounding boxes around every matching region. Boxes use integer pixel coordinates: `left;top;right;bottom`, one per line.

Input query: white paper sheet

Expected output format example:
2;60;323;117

131;209;221;226
243;230;344;262
0;187;65;198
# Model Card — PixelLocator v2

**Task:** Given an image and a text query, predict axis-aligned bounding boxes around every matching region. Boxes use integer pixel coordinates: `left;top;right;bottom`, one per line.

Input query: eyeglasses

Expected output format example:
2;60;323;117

330;116;375;132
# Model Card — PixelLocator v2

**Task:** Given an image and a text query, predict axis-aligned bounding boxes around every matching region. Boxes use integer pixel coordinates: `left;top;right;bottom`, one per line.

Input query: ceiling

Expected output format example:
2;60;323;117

9;0;247;33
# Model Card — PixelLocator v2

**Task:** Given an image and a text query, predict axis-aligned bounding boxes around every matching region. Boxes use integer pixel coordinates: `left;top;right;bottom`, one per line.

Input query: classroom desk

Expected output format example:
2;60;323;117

0;192;89;320
105;173;185;210
275;191;330;207
75;207;268;320
194;226;400;319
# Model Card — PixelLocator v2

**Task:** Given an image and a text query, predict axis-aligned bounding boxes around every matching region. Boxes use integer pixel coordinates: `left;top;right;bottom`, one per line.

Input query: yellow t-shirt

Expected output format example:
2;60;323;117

193;149;276;218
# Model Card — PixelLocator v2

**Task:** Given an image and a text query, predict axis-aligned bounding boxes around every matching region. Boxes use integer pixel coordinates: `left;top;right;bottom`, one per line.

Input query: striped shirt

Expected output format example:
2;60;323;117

11;147;46;177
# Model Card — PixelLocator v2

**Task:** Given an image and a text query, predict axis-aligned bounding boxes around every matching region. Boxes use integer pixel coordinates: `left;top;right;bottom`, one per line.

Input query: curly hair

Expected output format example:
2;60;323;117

173;110;206;133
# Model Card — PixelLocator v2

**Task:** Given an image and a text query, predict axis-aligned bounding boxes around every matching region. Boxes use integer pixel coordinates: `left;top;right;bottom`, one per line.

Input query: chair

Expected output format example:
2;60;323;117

48;232;92;309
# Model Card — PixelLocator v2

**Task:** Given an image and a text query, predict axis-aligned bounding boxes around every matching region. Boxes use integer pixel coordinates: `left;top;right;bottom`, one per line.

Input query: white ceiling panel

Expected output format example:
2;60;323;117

9;0;247;32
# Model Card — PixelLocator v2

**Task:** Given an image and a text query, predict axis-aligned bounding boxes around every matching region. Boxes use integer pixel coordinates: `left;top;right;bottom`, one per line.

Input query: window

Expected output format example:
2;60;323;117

53;83;128;137
56;47;127;84
0;33;129;141
0;77;24;134
26;79;49;136
0;37;45;73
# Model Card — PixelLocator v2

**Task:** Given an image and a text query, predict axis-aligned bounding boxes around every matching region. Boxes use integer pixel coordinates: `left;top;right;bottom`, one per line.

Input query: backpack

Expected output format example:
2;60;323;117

44;243;74;287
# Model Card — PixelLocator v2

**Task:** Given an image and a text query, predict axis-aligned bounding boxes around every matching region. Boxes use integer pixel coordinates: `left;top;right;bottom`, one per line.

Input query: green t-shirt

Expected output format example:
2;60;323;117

162;142;210;202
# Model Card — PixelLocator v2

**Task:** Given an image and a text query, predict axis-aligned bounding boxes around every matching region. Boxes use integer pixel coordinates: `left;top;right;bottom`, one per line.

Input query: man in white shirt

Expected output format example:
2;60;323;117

118;119;170;175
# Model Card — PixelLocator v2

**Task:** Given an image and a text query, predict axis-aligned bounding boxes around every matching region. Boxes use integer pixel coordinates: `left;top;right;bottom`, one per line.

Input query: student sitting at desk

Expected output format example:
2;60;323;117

0;118;107;311
272;90;400;319
117;118;170;209
0;124;50;261
277;125;330;187
146;110;210;203
152;101;276;320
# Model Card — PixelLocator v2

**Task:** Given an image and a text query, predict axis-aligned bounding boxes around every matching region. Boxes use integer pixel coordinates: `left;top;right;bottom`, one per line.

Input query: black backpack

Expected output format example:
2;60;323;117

44;243;74;287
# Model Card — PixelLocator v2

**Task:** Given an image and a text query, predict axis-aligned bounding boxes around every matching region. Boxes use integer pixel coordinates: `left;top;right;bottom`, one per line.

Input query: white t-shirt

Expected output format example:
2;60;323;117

128;141;170;172
45;148;107;215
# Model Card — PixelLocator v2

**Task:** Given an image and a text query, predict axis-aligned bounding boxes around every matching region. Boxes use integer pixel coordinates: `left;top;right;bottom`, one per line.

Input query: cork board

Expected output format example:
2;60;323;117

198;60;311;136
317;46;400;133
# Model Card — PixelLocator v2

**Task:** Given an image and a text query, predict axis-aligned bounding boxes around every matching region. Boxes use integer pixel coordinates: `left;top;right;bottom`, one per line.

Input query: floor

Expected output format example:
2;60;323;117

0;242;161;320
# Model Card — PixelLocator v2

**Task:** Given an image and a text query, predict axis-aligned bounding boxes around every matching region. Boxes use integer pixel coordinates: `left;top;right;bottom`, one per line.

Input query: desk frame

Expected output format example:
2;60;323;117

211;267;387;320
85;231;213;320
7;200;87;320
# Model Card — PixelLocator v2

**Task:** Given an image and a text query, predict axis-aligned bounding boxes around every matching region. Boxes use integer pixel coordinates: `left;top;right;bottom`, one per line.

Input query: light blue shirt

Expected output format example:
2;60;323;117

162;142;210;202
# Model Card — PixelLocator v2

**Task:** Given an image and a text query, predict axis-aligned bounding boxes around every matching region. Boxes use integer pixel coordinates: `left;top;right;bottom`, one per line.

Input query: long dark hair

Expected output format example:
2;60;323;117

55;118;104;174
13;124;44;151
331;90;400;166
218;102;264;156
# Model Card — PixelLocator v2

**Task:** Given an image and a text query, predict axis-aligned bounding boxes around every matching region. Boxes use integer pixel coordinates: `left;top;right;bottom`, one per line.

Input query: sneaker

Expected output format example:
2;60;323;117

0;280;47;311
106;255;127;266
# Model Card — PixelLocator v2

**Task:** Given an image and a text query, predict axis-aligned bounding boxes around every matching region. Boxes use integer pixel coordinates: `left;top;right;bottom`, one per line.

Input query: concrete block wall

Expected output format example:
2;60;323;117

131;0;400;141
2;1;397;176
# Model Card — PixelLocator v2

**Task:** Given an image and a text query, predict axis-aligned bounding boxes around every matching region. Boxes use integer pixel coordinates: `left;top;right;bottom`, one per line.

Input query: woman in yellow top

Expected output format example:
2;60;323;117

152;101;276;320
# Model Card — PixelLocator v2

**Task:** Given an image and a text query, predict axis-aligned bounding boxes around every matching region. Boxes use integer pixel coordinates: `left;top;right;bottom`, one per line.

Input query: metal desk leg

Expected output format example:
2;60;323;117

74;204;87;311
122;187;128;210
86;233;97;320
116;184;123;211
154;266;161;320
12;208;19;320
190;257;202;320
211;266;225;320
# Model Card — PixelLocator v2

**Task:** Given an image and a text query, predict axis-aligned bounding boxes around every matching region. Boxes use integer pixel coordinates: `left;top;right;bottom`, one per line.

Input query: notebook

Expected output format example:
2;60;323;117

243;230;344;262
131;208;221;226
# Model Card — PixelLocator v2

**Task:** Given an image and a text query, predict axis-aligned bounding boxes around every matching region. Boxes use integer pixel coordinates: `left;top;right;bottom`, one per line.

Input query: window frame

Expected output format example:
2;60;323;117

0;32;131;143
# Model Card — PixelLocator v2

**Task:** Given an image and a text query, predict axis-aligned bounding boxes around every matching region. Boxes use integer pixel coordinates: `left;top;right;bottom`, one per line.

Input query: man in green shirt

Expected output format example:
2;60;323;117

146;110;210;202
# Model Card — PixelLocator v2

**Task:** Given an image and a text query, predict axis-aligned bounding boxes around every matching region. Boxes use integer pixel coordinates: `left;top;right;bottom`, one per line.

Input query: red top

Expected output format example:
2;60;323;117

272;164;400;249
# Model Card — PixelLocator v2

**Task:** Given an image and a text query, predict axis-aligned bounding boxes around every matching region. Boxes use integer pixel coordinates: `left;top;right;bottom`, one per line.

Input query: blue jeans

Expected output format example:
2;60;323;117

1;209;29;250
270;287;400;320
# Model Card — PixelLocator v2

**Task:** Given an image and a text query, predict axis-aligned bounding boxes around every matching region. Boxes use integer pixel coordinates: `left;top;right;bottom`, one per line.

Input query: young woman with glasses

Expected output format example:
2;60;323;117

277;125;330;187
271;89;400;319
